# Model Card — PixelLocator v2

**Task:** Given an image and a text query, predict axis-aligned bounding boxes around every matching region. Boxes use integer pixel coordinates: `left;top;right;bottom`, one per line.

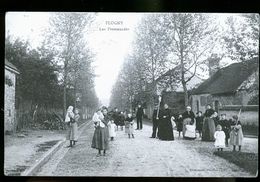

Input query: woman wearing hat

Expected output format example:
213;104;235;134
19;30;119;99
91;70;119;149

229;115;244;151
202;104;216;141
65;106;76;147
158;103;174;141
91;107;110;156
182;106;196;139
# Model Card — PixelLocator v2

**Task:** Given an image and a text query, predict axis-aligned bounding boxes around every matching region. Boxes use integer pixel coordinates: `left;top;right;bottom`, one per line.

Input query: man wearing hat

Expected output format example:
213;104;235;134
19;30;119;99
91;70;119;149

150;105;160;138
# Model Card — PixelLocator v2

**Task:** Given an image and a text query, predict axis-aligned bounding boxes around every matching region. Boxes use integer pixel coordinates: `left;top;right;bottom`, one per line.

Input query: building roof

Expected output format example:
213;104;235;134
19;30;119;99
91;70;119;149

192;57;259;95
5;59;20;74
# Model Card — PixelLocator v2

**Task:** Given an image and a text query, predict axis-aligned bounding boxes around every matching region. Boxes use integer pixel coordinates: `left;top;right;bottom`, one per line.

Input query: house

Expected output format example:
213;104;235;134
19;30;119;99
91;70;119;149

5;59;20;133
139;65;204;119
190;57;259;123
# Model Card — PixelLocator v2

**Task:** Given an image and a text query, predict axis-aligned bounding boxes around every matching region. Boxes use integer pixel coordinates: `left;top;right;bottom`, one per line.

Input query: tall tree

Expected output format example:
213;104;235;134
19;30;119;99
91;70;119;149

164;13;219;106
132;14;171;108
46;12;95;117
223;14;259;61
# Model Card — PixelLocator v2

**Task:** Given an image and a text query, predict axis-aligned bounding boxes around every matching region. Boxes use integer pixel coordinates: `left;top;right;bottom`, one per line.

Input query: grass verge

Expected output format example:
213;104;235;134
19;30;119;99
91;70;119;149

214;151;258;176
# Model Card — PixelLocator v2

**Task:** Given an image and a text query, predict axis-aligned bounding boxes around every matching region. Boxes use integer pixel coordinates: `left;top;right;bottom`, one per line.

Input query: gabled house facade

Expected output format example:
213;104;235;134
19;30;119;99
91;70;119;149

190;57;259;114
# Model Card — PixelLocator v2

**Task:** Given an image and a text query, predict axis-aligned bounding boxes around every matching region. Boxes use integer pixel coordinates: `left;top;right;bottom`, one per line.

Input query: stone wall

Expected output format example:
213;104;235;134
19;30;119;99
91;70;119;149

191;93;258;126
4;69;16;132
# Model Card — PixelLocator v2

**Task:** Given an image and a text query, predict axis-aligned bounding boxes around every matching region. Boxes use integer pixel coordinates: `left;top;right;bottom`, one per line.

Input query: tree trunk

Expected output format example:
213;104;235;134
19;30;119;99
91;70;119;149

63;67;67;119
74;83;77;109
182;81;189;106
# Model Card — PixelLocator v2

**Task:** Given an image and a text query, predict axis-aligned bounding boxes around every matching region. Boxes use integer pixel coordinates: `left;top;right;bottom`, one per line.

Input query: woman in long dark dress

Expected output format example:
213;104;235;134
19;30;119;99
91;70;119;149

91;107;110;156
158;104;174;141
202;104;216;141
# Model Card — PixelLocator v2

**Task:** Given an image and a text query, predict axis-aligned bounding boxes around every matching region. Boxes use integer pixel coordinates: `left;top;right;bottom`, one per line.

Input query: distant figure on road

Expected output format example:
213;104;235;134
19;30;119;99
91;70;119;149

195;111;204;138
229;115;244;152
218;114;231;146
91;107;110;156
65;106;76;148
158;103;174;141
136;104;144;130
176;114;183;138
202;104;216;141
108;120;116;141
150;107;159;138
125;113;135;138
112;108;120;131
118;111;125;131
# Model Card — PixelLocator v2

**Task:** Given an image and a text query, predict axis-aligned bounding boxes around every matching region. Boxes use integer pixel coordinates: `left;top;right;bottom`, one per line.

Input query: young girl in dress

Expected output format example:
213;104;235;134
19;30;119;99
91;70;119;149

214;124;226;151
229;115;244;152
108;120;116;141
176;114;183;138
125;113;135;138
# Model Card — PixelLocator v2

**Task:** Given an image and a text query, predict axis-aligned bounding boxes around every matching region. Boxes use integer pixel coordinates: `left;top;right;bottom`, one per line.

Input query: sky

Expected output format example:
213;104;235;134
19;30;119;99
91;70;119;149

5;12;244;106
5;12;143;106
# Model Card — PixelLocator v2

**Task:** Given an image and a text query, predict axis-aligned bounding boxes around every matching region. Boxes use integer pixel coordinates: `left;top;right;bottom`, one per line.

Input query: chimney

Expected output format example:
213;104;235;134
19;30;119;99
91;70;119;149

207;54;221;77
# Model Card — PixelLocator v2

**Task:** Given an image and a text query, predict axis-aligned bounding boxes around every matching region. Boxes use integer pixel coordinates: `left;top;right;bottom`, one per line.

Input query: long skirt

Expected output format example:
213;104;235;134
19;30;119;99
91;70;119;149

91;126;109;150
202;117;215;141
182;118;192;137
229;129;243;146
158;119;174;141
66;122;78;141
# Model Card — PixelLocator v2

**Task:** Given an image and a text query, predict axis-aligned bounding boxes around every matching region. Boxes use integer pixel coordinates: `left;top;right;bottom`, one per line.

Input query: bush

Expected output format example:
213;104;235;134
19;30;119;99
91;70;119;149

214;151;258;175
17;111;67;131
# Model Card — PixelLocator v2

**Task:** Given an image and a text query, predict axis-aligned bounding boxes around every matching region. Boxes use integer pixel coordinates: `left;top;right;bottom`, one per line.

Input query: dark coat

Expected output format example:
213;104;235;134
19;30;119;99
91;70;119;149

218;119;231;139
182;111;195;124
158;108;174;141
112;111;120;125
204;109;215;118
195;116;204;131
136;107;144;118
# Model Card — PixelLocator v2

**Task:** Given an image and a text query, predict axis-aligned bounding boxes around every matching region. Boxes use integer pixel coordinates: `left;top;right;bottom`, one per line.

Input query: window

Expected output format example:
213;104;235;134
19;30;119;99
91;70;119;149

8;109;11;117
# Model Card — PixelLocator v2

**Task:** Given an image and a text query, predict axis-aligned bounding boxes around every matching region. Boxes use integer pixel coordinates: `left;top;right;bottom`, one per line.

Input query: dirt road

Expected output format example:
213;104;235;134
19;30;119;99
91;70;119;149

36;122;253;177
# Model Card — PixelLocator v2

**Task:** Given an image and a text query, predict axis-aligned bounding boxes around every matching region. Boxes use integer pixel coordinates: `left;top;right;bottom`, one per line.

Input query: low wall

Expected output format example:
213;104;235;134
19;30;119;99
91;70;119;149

219;105;258;126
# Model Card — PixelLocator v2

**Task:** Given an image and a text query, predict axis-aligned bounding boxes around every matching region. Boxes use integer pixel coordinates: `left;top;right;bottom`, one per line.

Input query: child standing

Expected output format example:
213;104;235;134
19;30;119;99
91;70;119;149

125;113;134;138
230;115;244;152
214;124;226;151
108;120;116;141
195;111;204;138
176;114;183;138
218;114;231;147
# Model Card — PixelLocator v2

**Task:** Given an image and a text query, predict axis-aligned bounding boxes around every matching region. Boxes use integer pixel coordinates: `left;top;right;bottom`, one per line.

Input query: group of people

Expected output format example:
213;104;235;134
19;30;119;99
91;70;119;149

91;106;137;156
151;104;244;152
64;103;244;156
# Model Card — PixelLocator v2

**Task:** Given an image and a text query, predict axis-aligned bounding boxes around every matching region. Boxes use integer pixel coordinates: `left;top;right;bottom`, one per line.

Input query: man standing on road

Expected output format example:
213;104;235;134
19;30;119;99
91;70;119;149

112;107;120;131
150;106;159;138
136;104;144;130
